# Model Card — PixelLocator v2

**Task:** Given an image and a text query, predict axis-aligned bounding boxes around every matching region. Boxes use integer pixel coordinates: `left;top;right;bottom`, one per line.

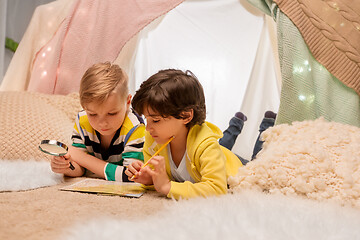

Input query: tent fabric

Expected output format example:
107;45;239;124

1;0;185;94
127;0;280;159
0;0;74;91
248;0;360;127
0;0;7;80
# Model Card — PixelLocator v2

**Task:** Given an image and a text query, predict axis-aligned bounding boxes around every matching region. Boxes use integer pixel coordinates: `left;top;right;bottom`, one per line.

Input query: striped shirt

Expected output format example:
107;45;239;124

71;109;145;182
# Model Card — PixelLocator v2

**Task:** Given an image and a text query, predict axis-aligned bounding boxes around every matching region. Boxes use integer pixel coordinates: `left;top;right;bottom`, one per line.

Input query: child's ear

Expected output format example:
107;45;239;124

182;109;194;125
125;94;132;109
126;94;132;105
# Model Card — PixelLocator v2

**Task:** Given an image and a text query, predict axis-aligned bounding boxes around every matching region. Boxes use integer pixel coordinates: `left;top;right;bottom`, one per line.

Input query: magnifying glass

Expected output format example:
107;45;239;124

39;140;75;170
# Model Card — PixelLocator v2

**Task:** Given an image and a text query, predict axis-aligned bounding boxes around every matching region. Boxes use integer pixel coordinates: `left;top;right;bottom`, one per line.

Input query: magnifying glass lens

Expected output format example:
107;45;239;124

39;140;74;170
39;143;68;156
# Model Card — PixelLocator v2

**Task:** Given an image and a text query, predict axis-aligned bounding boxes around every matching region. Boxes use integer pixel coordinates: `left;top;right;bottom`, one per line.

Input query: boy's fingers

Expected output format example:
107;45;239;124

126;166;134;175
51;162;69;171
53;156;63;161
148;159;160;168
142;167;155;177
135;161;143;169
52;158;67;166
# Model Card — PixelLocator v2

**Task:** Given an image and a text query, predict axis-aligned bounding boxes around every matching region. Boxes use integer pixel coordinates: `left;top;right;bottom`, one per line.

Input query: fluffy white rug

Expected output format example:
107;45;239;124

0;159;63;191
62;191;360;240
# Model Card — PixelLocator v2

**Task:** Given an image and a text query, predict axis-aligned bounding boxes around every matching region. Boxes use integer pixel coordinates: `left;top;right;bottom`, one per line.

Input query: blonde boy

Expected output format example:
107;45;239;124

50;62;145;181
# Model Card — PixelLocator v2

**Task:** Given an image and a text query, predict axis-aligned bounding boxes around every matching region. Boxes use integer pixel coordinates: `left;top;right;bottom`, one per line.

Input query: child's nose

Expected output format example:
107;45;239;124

98;117;108;127
145;123;152;132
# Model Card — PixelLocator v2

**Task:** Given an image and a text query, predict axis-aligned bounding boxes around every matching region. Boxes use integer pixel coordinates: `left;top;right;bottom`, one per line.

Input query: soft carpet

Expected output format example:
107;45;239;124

0;177;170;240
62;191;360;240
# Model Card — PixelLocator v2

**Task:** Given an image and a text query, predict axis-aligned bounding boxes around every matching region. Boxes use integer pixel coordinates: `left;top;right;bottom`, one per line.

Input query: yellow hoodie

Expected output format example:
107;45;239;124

143;121;243;200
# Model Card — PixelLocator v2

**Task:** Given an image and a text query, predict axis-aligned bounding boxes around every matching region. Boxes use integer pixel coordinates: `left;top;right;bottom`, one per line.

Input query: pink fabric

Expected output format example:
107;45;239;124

27;0;184;94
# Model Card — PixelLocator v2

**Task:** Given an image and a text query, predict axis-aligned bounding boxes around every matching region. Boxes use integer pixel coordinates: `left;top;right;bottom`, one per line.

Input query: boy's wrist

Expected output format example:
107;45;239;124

160;181;171;195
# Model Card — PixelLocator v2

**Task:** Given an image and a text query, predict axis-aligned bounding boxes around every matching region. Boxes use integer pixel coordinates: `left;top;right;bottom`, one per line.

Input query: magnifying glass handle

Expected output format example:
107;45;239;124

69;162;75;170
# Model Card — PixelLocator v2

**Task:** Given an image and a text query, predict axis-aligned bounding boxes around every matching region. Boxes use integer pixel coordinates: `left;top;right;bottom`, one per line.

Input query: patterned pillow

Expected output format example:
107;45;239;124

0;91;82;161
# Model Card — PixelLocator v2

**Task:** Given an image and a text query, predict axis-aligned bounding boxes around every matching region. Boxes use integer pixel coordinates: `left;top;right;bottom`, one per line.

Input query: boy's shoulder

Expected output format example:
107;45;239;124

73;110;95;136
75;110;91;126
189;121;222;139
121;110;145;133
128;109;144;124
187;121;223;149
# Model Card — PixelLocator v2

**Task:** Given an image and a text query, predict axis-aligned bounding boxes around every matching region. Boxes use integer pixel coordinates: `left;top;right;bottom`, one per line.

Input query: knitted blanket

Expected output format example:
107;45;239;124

247;0;360;127
274;0;360;96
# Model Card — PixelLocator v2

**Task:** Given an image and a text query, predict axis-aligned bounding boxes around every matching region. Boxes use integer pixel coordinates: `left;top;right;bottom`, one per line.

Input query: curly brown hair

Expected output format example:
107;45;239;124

132;69;206;128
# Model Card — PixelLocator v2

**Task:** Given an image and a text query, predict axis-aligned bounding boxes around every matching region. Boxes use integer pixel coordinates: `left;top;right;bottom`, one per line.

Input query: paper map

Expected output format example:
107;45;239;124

60;178;145;198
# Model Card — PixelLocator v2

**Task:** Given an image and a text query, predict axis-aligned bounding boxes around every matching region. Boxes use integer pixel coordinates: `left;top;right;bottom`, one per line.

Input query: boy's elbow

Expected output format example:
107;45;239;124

213;182;228;195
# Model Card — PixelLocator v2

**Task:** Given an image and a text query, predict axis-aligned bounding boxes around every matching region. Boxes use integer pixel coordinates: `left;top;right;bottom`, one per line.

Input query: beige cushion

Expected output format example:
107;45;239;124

0;91;82;161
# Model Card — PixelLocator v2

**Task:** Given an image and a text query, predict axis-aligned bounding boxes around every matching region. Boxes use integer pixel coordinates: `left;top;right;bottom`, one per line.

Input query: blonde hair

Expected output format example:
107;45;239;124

79;62;129;107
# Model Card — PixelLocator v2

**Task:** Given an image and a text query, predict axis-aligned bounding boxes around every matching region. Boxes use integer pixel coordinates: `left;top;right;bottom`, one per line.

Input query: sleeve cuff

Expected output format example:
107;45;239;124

104;163;124;181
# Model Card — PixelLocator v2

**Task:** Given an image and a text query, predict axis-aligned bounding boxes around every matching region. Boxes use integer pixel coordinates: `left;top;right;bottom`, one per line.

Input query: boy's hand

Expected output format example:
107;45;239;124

143;155;171;195
50;153;73;174
126;160;153;185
